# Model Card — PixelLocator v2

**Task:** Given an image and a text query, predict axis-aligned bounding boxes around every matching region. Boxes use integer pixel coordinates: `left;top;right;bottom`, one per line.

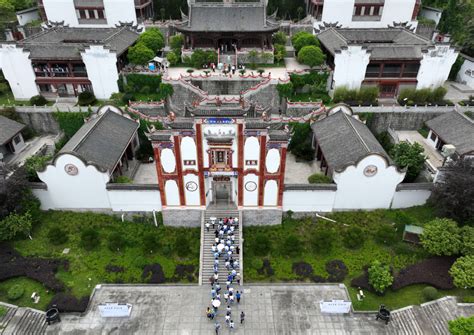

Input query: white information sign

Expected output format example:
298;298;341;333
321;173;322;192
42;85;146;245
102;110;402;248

319;300;352;314
99;303;133;318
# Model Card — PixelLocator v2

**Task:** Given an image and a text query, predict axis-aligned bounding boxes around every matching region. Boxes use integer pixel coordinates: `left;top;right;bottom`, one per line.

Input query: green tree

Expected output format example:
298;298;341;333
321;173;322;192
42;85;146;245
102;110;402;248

311;228;336;254
449;256;474;289
166;51;179;66
420;218;461;256
274;44;286;63
368;260;393;294
24;154;51;181
253;233;272;256
292;32;319;54
448;315;474;335
159;83;174;98
139;28;165;53
128;43;155;65
0;211;32;241
390;142;426;182
272;31;287;46
297;45;325;68
276;82;294;100
170;34;184;53
0;0;15;36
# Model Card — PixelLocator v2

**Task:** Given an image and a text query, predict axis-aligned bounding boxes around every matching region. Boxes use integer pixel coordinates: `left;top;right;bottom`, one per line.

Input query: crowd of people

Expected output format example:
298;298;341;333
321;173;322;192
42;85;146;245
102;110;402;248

205;216;244;334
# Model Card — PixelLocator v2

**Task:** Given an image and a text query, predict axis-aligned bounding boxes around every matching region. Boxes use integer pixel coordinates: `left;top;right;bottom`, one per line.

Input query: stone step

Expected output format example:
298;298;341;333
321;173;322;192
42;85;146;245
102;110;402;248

0;304;18;330
3;308;46;335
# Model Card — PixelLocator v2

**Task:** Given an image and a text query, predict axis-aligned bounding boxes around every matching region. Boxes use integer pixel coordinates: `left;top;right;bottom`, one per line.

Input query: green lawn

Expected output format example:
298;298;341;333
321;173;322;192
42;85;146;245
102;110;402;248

0;278;54;311
11;211;200;307
243;205;473;310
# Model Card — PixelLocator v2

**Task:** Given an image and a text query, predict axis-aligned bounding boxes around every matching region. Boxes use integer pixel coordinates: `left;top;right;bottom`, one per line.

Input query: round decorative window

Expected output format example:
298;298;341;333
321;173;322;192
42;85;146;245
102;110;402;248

245;181;257;192
186;181;198;192
363;165;378;177
64;164;79;176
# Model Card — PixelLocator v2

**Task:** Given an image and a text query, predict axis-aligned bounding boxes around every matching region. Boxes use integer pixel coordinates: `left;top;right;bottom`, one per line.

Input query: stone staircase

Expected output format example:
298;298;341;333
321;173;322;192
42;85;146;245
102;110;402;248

0;302;46;335
199;209;242;286
386;296;474;335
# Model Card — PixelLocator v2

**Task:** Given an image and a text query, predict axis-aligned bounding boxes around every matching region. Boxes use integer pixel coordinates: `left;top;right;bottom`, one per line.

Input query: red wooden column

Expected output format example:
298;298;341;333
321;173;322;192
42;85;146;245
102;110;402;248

257;134;267;207
277;146;288;207
195;124;206;206
152;145;167;206
173;135;186;206
237;123;244;207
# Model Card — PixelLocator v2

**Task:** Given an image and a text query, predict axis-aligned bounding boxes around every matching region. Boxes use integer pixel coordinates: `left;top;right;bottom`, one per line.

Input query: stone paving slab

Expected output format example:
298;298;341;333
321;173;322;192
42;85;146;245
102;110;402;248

45;284;388;335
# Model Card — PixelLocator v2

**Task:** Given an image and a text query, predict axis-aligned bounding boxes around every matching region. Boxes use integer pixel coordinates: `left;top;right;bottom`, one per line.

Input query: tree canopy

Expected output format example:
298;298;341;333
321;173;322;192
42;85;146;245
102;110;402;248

127;43;155;65
138;28;165;53
297;45;325;68
420;218;462;256
390;142;426;182
449;256;474;289
429;159;474;225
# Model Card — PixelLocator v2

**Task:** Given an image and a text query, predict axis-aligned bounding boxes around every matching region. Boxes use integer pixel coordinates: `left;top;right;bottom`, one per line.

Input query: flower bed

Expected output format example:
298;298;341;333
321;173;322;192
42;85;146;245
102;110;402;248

392;257;456;290
142;263;166;284
0;244;66;292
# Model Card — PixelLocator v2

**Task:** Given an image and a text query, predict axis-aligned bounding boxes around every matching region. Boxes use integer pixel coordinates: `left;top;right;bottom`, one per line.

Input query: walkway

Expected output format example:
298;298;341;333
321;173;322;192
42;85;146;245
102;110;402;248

284;152;322;184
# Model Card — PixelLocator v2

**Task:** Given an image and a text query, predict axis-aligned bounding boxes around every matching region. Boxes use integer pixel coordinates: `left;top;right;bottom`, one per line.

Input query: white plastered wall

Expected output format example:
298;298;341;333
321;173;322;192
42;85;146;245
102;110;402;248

243;173;259;206
316;0;418;29
391;189;431;208
333;46;370;90
333;154;406;210
0;45;39;100
37;154;111;210
181;136;198;171
417;45;459;89
81;46;119;100
282;189;336;212
456;57;474;89
103;0;137;26
263;180;278;206
43;0;78;26
244;136;260;170
184;174;201;206
108;190;162;211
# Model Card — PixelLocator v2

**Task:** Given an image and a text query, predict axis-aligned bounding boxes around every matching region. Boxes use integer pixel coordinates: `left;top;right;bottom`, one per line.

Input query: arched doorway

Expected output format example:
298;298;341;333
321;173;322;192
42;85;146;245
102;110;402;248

218;38;238;54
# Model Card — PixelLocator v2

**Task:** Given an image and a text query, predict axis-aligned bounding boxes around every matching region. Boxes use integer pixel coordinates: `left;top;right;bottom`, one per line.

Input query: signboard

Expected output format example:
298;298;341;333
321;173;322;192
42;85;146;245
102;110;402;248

99;303;133;318
205;171;238;177
204;118;234;124
319;300;351;314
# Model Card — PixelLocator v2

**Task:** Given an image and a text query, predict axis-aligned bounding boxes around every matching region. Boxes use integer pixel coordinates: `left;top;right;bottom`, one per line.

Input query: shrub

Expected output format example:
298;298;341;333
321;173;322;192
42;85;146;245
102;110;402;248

80;228;100;250
450;256;474;289
53;112;88;139
431;86;447;102
252;233;272;256
292;31;319;54
461;226;474;255
47;226;68;245
190;49;217;68
159;83;174;98
142;263;166;283
7;284;24;300
343;226;365;249
274;44;286;63
297;45;325;68
311;228;336;254
170;34;184;53
128;42;155;65
48;293;90;313
292;261;313;278
390;141;426;182
276;82;294;100
175;234;191;258
0;212;33;241
282;234;302;257
0;306;7;318
114;176;132;184
108;231;127;252
257;258;274;276
448;316;474;335
422;286;438;301
138;28;164;53
326;260;348;282
358;87;379;104
167;51;179;66
142;232;160;254
288;122;314;161
122;93;135;104
24;154;51;181
29;95;48;106
392;256;455;290
273;31;287;46
368;260;393;294
77;91;96;106
308;173;332;184
420;218;461;256
374;224;398;246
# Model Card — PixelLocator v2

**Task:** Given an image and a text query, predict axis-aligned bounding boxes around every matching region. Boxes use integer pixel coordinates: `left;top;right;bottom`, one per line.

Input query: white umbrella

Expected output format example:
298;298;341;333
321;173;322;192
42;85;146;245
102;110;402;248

217;243;225;252
212;299;221;308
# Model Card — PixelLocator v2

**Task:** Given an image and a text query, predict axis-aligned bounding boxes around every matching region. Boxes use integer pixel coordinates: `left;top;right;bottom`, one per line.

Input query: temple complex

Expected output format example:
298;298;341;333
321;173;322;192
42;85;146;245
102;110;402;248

175;0;280;63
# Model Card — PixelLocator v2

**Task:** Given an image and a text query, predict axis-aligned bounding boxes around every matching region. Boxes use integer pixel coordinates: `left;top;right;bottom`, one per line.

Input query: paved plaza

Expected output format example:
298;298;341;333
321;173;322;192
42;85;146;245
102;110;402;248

45;284;388;335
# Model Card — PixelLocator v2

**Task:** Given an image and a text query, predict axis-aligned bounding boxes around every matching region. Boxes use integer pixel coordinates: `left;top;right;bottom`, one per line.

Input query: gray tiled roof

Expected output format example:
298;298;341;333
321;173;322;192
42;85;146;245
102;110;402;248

190;109;247;117
311;111;388;171
0;115;26;145
148;132;172;142
168;122;194;129
268;129;290;141
426;112;474;156
318;28;432;60
17;26;139;60
60;109;139;173
176;3;279;33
